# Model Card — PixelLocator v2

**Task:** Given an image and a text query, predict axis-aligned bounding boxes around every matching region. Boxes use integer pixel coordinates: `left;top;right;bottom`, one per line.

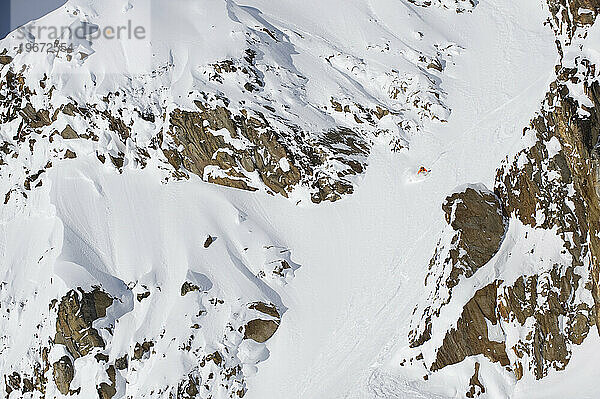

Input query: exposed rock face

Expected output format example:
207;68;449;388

466;362;485;398
491;64;599;379
181;281;201;296
97;365;117;399
0;55;12;65
244;319;280;343
60;124;79;139
498;270;592;379
16;286;287;398
203;235;215;248
409;185;507;348
176;373;201;399
52;356;74;395
244;302;281;343
165;100;369;203
54;288;113;358
248;302;280;318
407;0;600;388
430;283;509;371
0;55;371;206
47;288;115;395
547;0;600;45
133;341;155;361
115;355;128;371
440;187;506;287
4;364;48;398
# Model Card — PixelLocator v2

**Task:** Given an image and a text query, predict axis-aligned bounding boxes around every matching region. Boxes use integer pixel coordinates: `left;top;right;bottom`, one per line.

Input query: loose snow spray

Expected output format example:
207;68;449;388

403;151;448;184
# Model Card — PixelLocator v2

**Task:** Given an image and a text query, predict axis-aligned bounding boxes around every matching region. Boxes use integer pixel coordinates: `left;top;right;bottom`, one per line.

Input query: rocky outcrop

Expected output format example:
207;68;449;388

60;124;79;139
547;0;600;46
164;100;369;203
440;187;506;287
244;302;281;343
406;0;476;13
203;235;215;248
0;55;370;206
407;0;600;387
466;362;485;398
491;64;599;379
54;288;113;359
52;356;74;395
244;319;280;343
430;283;509;371
176;373;202;399
115;355;128;371
47;288;115;395
97;365;117;399
181;281;201;296
0;54;12;65
3;358;48;399
133;341;155;361
409;185;507;348
498;270;592;379
28;287;285;398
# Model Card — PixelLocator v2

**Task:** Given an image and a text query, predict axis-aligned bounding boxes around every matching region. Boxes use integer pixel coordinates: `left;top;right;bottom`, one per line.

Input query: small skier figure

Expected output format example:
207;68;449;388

417;166;430;175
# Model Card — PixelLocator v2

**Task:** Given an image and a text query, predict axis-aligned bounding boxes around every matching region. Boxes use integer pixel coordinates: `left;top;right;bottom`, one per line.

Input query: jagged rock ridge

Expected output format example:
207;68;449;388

404;0;600;393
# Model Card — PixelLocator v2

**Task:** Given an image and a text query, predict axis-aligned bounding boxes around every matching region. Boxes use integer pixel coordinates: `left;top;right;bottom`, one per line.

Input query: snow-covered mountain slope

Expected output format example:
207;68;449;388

1;0;600;398
0;0;461;204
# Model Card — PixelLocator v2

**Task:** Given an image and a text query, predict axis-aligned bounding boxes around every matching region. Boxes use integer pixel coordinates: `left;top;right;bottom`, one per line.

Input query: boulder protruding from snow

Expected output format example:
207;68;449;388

244;302;281;343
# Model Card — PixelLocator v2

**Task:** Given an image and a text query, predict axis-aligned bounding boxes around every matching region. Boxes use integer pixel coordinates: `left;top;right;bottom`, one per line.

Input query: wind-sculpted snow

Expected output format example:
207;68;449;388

0;160;301;398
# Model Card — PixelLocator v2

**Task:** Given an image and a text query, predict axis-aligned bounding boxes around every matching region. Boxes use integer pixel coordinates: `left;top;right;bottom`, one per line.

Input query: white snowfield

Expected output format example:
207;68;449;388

0;0;598;398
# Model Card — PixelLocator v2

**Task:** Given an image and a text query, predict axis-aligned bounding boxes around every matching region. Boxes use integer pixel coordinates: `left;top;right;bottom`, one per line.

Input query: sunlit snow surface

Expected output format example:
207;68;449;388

238;1;560;398
1;0;596;398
